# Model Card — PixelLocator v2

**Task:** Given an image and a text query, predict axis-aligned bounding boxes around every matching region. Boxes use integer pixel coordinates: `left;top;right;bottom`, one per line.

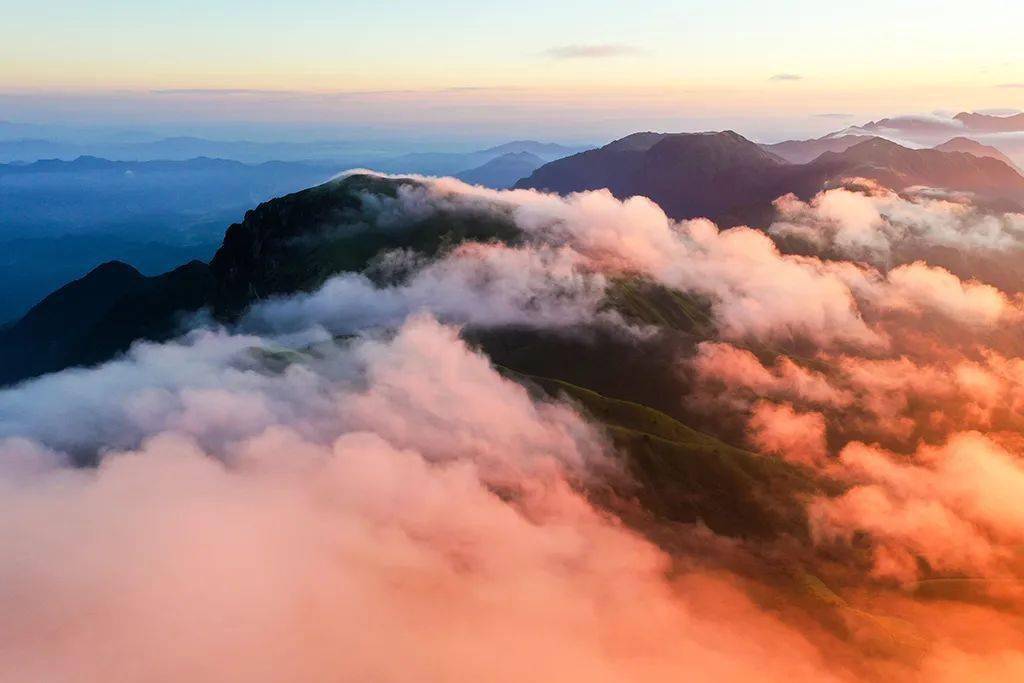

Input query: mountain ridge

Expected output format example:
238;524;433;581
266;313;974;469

517;131;1024;223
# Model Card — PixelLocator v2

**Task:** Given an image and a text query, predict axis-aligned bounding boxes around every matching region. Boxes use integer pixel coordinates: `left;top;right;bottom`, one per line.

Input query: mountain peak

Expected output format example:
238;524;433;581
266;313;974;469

456;151;546;189
86;260;144;279
934;137;1022;172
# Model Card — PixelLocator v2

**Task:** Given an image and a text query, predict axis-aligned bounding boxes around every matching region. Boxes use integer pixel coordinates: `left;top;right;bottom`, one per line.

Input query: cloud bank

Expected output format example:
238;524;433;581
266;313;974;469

3;174;1024;680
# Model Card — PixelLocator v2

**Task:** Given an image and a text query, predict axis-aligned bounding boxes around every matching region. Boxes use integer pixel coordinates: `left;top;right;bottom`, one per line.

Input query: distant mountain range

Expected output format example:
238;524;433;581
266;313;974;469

825;111;1024;166
849;111;1024;137
953;111;1024;132
0;131;588;173
766;129;1022;171
0;155;345;234
761;134;876;163
372;140;587;179
517;131;1024;224
0;135;391;165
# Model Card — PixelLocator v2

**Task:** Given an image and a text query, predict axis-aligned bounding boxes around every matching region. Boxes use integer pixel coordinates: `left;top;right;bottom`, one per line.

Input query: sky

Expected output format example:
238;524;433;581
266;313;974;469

2;0;1024;142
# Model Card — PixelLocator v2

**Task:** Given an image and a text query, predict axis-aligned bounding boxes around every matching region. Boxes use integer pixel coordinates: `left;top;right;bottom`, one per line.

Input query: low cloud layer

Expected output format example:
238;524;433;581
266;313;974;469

0;316;844;683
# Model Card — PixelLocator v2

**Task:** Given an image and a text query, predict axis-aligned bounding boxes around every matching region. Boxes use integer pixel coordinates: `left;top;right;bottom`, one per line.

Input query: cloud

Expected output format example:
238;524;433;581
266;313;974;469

748;401;828;466
543;44;645;60
811;432;1024;581
0;315;845;683
814;113;853;119
771;181;1024;259
996;83;1024;89
5;171;1024;680
151;88;301;96
880;261;1018;327
769;73;803;81
243;243;614;337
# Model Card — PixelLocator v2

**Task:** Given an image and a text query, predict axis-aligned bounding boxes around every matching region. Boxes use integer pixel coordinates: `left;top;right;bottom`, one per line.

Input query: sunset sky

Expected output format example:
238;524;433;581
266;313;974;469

3;0;1024;141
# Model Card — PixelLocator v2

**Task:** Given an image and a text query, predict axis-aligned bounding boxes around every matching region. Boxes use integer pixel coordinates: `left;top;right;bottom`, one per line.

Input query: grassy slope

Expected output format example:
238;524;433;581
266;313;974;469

508;370;814;539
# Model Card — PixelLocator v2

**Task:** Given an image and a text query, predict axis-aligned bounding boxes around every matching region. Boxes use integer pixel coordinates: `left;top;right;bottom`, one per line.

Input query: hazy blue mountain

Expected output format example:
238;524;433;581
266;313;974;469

0;135;401;164
456;151;545;188
477;140;587;157
372;140;588;177
0;156;346;320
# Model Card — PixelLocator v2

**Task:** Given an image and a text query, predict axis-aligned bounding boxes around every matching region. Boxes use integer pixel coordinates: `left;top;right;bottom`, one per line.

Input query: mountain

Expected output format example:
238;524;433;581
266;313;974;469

953;111;1024;132
762;134;877;164
477;141;586;158
0;260;213;384
0;135;399;165
934;136;1022;172
858;115;960;135
456;151;545;188
0;235;212;326
813;137;1024;198
516;131;793;225
0;173;523;384
209;174;520;316
373;151;495;177
0;170;815;548
0;155;346;321
10;136;1024;384
517;132;1024;224
372;140;587;177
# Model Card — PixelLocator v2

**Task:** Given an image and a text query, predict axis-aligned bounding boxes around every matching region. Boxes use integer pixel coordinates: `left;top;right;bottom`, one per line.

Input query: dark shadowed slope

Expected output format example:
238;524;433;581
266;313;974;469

515;131;792;225
209;174;520;316
0;260;213;384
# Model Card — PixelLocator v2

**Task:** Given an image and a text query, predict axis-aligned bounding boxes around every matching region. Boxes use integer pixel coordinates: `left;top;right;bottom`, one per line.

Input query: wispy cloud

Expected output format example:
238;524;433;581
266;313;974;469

814;113;852;119
769;73;803;82
151;88;301;97
543;44;644;60
996;83;1024;89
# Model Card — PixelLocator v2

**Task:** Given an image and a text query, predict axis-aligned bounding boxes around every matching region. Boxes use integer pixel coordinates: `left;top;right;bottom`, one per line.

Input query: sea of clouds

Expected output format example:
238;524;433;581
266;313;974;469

3;174;1024;681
